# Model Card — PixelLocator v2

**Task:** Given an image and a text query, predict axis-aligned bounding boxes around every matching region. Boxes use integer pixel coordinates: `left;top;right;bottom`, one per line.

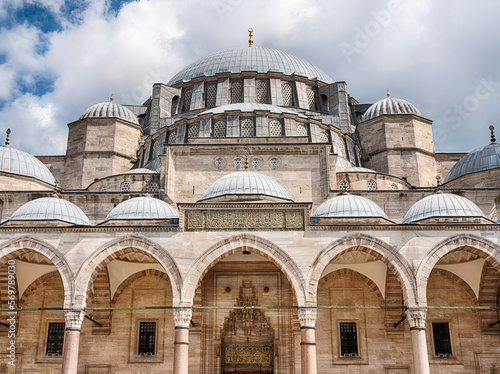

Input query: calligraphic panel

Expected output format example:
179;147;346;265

224;346;273;365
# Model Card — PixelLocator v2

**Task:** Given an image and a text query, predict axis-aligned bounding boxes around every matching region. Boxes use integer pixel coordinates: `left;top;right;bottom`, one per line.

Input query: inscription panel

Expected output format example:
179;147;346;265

224;346;273;365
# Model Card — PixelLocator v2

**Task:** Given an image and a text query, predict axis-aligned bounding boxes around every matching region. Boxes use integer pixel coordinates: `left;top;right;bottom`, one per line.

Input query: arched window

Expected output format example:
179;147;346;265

213;120;226;137
171;95;179;115
306;87;316;110
240;118;255;137
231;80;243;103
256;80;269;104
269;119;283;137
183;87;193;112
188;124;200;138
205;82;217;109
282;81;294;106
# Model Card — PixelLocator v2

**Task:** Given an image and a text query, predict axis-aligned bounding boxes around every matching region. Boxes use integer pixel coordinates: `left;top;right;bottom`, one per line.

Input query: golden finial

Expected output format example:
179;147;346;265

4;128;10;146
110;93;114;102
248;28;253;47
386;89;390;98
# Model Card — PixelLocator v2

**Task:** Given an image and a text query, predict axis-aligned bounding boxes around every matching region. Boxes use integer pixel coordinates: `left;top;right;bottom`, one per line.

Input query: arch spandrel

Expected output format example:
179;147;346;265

416;233;500;305
181;234;307;306
307;233;417;306
74;235;182;308
0;236;74;309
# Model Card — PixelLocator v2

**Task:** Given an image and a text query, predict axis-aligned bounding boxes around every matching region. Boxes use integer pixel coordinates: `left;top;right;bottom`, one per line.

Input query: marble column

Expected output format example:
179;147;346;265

298;307;318;374
61;310;85;374
173;307;192;374
407;308;430;374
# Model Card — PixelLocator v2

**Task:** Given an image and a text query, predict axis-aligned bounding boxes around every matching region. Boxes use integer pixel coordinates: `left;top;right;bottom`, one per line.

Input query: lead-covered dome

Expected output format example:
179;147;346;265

362;96;421;122
79;101;139;125
0;146;55;185
312;194;388;219
106;197;178;220
444;142;500;183
403;193;485;223
167;47;333;86
10;197;90;225
199;171;292;201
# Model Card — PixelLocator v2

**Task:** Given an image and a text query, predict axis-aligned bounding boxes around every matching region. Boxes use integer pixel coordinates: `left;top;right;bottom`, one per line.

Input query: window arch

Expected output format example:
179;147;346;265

231;80;243;103
213;120;226;137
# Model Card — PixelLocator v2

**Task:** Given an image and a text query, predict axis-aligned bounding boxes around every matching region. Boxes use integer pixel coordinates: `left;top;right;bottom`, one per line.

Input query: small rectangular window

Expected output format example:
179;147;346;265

432;322;452;356
46;322;65;356
138;322;156;356
339;322;358;356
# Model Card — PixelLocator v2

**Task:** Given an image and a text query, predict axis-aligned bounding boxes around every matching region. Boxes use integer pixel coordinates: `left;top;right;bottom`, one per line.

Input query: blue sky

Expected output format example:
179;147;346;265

0;0;499;155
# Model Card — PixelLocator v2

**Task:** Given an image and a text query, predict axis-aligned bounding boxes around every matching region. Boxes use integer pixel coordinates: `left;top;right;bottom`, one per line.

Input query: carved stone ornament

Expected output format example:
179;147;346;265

407;308;427;329
173;307;193;328
64;310;86;330
298;307;317;328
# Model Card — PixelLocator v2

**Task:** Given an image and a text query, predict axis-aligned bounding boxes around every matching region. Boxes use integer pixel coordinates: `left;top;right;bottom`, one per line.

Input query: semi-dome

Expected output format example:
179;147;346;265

167;46;333;86
199;171;292;201
362;96;421;122
444;142;500;182
0;146;56;185
10;197;90;225
79;101;139;125
403;193;485;223
106;197;178;220
312;194;388;219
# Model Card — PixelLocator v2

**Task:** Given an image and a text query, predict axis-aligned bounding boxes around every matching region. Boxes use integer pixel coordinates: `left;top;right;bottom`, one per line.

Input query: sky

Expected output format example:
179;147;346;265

0;0;499;155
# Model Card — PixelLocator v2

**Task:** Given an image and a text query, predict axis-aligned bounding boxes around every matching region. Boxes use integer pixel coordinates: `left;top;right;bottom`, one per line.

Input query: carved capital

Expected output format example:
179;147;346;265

173;307;192;328
64;310;85;330
298;307;317;328
407;308;427;329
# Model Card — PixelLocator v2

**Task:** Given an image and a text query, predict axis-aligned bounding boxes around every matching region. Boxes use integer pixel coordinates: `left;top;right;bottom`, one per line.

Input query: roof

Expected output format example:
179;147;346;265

361;97;421;122
311;194;388;219
402;193;485;223
0;146;56;185
10;197;90;225
106;197;178;220
199;171;292;201
199;103;306;118
444;142;500;182
167;46;333;86
79;101;139;125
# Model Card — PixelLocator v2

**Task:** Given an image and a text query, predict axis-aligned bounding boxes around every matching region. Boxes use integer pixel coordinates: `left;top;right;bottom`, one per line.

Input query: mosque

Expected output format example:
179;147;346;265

0;30;499;374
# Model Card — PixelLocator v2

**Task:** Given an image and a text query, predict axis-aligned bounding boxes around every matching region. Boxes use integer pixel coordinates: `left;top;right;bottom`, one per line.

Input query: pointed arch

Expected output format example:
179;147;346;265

307;233;416;306
182;234;307;306
74;235;182;308
0;236;74;308
416;234;500;305
111;269;171;304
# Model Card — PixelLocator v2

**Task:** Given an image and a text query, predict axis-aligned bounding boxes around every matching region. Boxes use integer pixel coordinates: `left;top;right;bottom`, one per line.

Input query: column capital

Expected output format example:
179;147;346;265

298;307;317;328
64;310;85;331
173;307;192;329
407;307;427;330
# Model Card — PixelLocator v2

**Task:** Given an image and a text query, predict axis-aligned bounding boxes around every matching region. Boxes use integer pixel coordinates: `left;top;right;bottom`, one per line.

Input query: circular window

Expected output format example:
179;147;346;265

234;158;243;168
215;158;225;168
391;183;398;190
338;179;349;190
252;159;261;168
120;182;131;192
270;158;279;168
100;186;107;192
367;180;377;190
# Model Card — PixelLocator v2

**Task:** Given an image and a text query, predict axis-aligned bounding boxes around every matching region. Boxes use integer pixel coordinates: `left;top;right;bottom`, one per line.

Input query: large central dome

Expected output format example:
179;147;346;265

167;46;333;86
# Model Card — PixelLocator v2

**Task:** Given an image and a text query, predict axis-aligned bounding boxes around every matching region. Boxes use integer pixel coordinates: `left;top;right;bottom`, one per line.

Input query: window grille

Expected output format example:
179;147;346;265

234;159;243;168
320;131;329;143
306;87;316;110
338;179;349;190
120;182;131;192
270;158;279;168
256;80;269;104
213;120;226;137
183;87;193;112
240;118;255;137
252;159;261;168
296;123;308;137
46;322;65;356
138;322;156;356
231;80;243;103
168;131;177;144
147;182;159;193
282;81;293;106
205;82;217;109
100;186;107;192
338;140;347;158
152;140;160;157
269;119;283;137
391;183;398;190
367;180;377;190
171;96;179;115
339;322;358;356
188;124;200;138
432;323;452;356
215;158;224;168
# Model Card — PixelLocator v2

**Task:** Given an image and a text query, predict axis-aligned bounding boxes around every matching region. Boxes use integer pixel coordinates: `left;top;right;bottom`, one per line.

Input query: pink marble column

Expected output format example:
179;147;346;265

407;308;430;374
61;310;85;374
298;307;318;374
173;307;192;374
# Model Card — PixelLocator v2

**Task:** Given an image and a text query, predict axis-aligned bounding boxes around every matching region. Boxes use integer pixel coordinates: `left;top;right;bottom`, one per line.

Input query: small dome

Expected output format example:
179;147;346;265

106;197;178;220
199;171;292;201
403;193;485;223
10;197;90;225
0;146;55;185
444;142;500;182
79;102;139;124
167;46;333;86
312;194;388;219
362;97;421;122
